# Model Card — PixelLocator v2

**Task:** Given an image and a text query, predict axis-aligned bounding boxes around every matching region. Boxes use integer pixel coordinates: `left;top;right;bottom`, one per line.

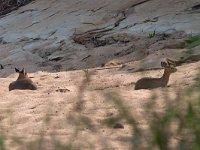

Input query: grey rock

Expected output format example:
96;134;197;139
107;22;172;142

38;43;61;58
1;51;43;63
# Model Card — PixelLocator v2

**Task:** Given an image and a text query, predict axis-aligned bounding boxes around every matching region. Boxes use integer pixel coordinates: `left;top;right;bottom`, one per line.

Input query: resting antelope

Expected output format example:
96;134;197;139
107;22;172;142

135;59;176;90
9;68;37;91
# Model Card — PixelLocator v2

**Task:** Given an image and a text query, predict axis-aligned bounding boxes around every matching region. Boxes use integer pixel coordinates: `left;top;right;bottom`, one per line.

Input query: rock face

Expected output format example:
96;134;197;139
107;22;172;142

0;0;200;74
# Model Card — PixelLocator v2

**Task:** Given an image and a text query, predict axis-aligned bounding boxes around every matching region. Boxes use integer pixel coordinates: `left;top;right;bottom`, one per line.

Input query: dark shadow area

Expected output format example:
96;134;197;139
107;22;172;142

0;0;34;17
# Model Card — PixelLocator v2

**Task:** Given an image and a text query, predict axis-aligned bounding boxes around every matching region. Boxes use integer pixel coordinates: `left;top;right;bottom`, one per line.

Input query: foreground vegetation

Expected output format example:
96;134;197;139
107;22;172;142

0;68;199;150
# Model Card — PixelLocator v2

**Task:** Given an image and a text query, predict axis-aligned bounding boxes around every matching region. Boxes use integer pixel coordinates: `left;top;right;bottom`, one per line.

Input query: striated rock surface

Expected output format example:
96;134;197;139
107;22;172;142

0;0;199;73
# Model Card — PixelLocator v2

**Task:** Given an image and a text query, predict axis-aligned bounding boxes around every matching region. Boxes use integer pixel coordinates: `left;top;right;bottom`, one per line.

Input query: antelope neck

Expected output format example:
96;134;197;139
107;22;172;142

161;68;171;82
17;74;27;80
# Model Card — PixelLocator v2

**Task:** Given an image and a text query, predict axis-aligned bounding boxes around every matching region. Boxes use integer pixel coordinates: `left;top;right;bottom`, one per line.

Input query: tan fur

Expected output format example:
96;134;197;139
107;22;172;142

135;59;176;90
9;68;37;91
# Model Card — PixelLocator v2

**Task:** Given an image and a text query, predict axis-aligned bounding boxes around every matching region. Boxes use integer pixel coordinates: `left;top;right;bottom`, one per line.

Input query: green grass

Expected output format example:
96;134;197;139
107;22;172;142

0;132;5;150
148;30;156;38
185;34;200;49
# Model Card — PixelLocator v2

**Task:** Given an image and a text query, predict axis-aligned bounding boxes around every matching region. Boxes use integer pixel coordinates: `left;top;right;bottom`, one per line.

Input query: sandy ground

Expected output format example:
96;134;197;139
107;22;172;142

0;60;199;149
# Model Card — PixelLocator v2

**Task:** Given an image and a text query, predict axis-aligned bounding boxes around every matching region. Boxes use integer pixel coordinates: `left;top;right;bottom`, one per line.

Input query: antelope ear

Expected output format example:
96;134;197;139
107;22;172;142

161;61;167;67
15;68;20;72
167;58;176;66
21;68;26;74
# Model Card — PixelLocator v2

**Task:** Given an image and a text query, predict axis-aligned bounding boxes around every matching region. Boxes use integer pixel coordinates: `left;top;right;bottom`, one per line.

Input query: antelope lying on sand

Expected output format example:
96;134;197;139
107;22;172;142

9;68;37;91
135;59;176;90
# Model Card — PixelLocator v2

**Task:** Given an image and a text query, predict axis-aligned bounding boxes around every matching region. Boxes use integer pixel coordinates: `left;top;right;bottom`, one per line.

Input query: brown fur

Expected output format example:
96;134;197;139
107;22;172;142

135;59;176;90
9;68;37;91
